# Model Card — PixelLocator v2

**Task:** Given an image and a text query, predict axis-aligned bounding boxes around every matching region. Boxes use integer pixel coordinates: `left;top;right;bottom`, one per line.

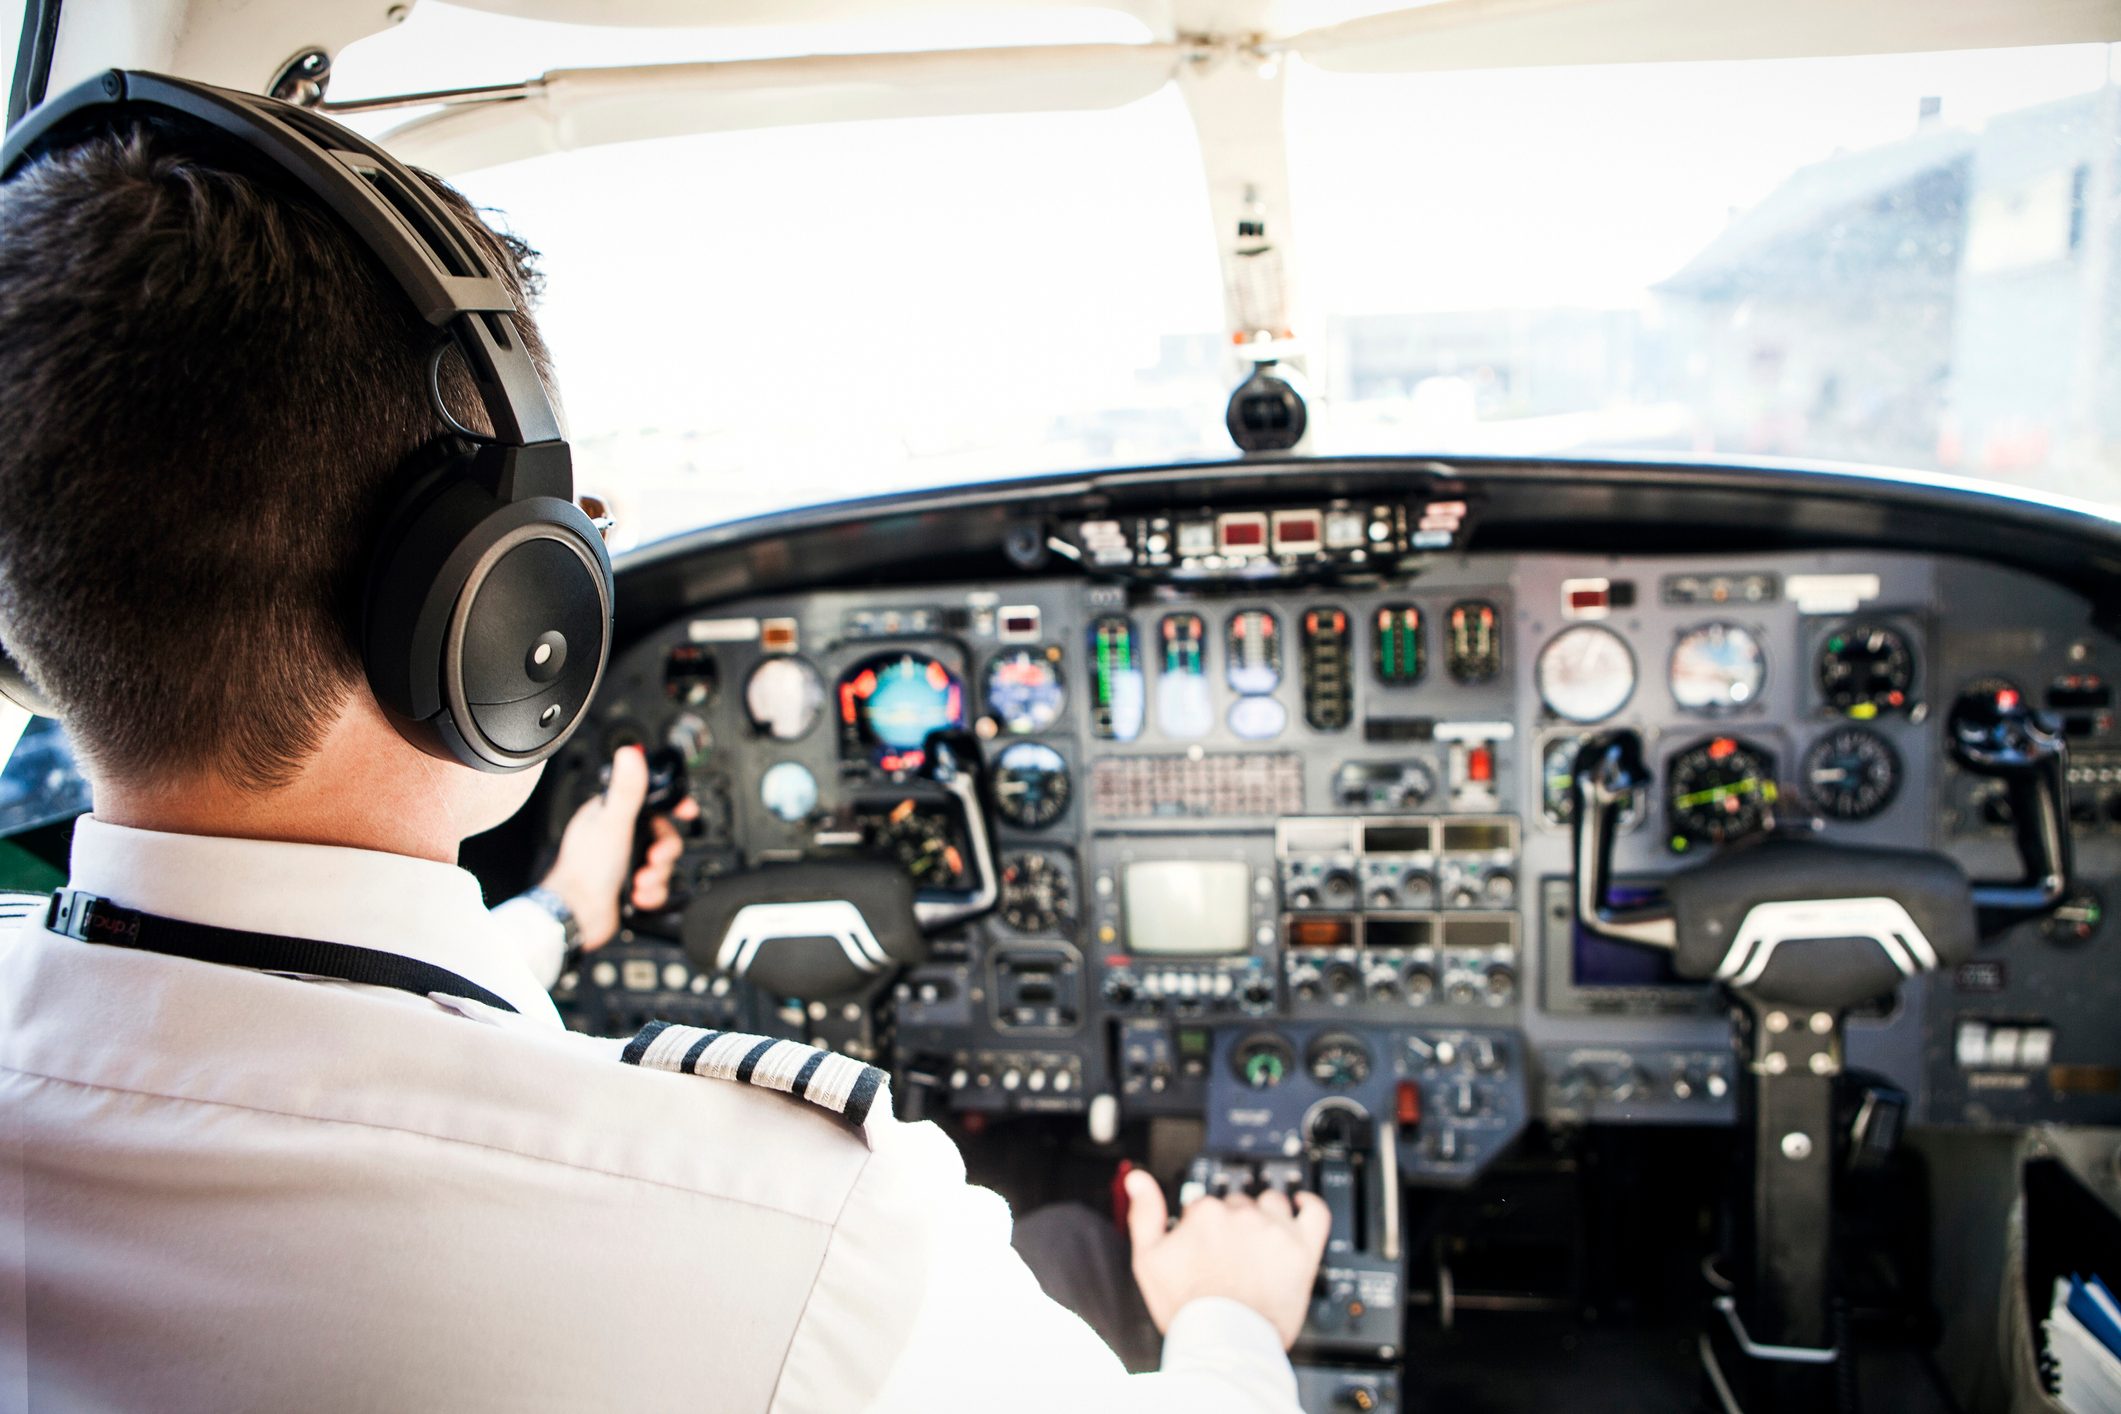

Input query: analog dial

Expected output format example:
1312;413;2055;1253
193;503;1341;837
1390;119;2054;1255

1232;1033;1297;1091
1802;728;1901;821
999;851;1074;934
1536;624;1637;723
1817;623;1915;717
990;741;1072;830
1306;1032;1373;1088
744;658;824;740
1666;735;1778;852
841;653;966;772
1670;623;1766;714
984;648;1067;734
758;760;818;823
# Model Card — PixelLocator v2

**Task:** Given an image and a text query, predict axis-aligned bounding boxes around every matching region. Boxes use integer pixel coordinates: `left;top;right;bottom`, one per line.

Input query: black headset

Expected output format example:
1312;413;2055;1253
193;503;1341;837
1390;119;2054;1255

0;70;613;772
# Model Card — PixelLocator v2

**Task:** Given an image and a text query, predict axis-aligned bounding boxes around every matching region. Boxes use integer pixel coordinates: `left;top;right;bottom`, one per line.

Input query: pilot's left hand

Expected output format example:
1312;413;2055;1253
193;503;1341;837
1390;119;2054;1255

541;746;699;951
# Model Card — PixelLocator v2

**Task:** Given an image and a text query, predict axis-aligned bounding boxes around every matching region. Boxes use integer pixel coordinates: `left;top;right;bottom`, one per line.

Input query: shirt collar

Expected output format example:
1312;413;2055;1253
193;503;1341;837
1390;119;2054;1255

62;816;563;1026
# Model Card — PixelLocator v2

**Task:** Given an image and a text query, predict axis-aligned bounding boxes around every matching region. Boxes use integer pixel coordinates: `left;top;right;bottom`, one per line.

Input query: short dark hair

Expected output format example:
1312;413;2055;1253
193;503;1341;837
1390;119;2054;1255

0;124;551;789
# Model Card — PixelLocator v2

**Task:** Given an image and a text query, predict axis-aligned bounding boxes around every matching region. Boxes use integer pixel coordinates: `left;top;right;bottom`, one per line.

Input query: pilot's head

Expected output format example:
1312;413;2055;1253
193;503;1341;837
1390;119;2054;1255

0;123;556;833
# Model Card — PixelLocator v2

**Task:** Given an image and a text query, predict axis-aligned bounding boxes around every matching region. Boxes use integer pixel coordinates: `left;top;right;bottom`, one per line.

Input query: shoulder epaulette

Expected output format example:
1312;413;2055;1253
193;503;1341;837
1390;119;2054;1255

620;1021;889;1139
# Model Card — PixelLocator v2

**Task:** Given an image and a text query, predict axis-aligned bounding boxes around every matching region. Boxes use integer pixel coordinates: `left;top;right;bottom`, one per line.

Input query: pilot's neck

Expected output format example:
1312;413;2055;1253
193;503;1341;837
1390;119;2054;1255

90;696;524;865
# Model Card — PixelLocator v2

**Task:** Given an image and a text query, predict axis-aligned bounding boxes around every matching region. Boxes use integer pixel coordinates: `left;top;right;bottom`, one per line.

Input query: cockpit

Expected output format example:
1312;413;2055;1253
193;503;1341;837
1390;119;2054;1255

3;3;2121;1411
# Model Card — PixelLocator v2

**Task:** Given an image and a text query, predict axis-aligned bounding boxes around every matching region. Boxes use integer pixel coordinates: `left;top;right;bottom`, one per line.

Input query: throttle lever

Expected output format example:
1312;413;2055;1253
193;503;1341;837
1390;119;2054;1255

1948;684;2071;930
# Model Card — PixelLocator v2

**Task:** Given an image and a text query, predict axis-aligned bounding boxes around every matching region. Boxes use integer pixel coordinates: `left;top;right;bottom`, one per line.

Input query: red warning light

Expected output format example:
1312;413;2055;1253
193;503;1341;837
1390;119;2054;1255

1708;737;1737;760
1996;688;2020;711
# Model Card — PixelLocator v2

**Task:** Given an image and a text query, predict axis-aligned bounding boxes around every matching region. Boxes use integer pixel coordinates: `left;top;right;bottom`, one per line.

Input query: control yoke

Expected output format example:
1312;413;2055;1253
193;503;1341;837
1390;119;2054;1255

1573;683;2072;1002
1567;690;2070;1401
681;729;998;1001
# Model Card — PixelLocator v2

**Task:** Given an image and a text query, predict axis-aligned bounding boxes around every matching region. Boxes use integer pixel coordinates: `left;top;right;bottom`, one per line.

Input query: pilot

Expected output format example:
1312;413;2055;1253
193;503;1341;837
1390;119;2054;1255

0;109;1329;1408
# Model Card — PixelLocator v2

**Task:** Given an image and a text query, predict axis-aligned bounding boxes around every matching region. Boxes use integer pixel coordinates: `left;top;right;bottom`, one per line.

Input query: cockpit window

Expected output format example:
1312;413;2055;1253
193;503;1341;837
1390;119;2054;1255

1286;44;2121;504
0;715;90;839
332;6;1230;550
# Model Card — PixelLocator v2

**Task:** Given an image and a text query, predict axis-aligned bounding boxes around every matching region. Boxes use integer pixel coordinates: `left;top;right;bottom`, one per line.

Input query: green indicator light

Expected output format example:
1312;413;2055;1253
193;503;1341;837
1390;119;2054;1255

1671;835;1690;852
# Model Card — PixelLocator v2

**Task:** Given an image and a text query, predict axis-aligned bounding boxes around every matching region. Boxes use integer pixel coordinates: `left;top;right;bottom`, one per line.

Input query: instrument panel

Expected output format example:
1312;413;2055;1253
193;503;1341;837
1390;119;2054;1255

548;526;2121;1160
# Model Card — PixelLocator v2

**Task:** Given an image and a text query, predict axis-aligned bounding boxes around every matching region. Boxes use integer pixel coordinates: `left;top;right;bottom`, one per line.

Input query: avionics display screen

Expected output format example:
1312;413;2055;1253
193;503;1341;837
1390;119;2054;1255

1362;823;1433;853
1122;860;1252;956
1442;821;1513;852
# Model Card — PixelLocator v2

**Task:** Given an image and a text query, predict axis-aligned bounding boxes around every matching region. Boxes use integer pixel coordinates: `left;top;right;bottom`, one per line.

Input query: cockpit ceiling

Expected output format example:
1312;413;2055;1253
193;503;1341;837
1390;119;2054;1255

42;0;2121;128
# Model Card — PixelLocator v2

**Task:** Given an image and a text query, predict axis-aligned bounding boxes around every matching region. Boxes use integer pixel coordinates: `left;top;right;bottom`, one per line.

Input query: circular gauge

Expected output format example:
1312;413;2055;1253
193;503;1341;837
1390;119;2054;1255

999;851;1074;934
1802;728;1901;821
991;741;1072;830
1306;1032;1373;1088
1670;623;1767;714
759;760;818;823
984;649;1066;734
1537;624;1637;723
1666;736;1778;852
1542;734;1642;829
745;658;824;741
1817;623;1915;716
841;653;966;771
666;711;713;769
2043;887;2104;947
1228;694;1289;741
1232;1033;1297;1091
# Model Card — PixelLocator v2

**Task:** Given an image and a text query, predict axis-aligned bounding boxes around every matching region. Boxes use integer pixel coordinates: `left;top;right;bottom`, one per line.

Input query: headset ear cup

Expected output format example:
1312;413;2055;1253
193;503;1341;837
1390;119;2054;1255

363;446;612;772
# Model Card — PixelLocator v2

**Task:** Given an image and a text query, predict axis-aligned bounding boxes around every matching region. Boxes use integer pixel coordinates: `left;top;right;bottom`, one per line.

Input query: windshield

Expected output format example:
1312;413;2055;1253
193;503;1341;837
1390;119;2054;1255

333;23;2120;543
1289;45;2121;501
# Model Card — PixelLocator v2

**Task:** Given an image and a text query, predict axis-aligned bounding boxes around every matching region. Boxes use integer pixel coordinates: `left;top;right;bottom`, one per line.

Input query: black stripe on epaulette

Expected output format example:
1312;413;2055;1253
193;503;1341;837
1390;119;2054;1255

790;1049;827;1100
734;1037;776;1083
619;1022;887;1142
619;1020;670;1066
843;1065;884;1128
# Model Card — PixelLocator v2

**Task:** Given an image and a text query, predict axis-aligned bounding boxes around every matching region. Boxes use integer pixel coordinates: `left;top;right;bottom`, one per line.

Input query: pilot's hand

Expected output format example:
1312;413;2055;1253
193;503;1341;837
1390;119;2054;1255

1122;1167;1330;1349
541;746;699;951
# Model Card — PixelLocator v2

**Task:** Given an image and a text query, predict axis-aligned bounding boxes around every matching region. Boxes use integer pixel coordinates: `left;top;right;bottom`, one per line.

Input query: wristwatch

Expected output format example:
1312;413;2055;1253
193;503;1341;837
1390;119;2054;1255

519;885;583;952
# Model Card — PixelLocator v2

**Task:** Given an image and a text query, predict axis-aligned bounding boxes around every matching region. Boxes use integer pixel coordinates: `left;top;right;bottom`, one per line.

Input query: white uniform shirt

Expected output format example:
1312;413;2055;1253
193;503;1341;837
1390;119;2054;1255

0;818;1303;1412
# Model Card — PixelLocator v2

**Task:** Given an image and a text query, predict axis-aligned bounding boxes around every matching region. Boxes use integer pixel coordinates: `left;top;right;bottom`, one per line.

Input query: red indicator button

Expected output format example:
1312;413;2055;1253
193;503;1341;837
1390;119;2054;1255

1568;587;1608;611
1396;1080;1422;1128
1468;745;1494;783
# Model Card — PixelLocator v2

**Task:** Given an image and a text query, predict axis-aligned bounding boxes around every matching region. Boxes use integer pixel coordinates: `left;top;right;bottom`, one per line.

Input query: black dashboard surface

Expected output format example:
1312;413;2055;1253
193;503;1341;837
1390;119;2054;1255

529;457;2121;1166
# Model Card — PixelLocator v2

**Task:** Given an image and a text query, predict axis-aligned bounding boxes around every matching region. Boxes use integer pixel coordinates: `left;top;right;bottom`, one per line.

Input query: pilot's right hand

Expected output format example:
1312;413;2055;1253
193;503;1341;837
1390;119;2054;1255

1122;1167;1330;1349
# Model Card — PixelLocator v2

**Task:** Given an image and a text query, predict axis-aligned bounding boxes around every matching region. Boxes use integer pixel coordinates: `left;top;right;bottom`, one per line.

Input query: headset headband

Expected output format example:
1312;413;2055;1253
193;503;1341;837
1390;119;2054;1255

0;70;599;730
0;69;565;472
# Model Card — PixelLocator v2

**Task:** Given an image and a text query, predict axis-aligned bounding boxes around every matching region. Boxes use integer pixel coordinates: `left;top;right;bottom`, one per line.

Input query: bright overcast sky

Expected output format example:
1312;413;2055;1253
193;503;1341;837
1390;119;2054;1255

326;11;2117;529
0;9;2111;534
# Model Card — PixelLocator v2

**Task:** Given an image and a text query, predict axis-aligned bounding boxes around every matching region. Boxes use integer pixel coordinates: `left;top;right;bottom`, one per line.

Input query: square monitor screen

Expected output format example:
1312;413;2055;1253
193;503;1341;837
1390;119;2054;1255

1122;860;1252;956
